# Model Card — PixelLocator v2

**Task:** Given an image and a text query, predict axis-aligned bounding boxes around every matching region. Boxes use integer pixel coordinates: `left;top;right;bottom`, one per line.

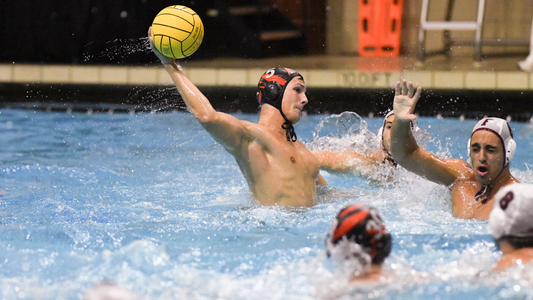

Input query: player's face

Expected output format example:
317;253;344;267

470;130;505;184
281;78;308;124
382;115;394;152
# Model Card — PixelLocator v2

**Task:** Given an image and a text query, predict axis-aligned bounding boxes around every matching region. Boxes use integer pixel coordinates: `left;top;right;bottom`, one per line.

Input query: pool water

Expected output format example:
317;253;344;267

1;109;533;300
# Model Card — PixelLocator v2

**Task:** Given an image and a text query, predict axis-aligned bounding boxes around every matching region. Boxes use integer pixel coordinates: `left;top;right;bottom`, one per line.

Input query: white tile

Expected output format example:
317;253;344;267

218;69;247;86
128;67;160;85
433;71;464;88
401;71;433;88
70;66;100;84
307;70;339;87
497;72;529;90
13;65;41;83
465;72;496;89
100;67;128;84
0;64;13;82
246;68;266;86
155;68;174;85
188;68;217;86
42;66;69;83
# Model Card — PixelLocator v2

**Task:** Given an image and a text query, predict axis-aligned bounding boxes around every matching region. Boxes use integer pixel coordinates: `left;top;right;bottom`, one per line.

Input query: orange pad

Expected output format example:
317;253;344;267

358;0;403;57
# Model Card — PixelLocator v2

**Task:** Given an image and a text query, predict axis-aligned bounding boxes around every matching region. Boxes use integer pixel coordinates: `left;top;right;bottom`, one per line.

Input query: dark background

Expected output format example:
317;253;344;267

0;0;532;121
0;0;224;64
0;0;326;64
1;0;171;64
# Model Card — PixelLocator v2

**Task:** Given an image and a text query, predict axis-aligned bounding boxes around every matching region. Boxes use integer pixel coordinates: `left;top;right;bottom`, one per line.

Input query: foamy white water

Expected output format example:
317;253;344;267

1;109;533;299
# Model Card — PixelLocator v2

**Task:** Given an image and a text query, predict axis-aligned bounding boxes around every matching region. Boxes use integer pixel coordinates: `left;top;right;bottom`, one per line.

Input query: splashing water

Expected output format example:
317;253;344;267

309;111;378;153
82;36;188;112
83;37;152;63
1;110;533;299
307;112;436;184
128;86;187;113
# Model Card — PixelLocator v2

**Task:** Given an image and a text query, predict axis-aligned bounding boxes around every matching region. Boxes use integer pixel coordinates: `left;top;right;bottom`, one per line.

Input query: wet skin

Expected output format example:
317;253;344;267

280;78;307;124
449;130;517;219
391;79;519;219
158;59;326;207
382;115;394;153
470;130;505;185
493;240;533;271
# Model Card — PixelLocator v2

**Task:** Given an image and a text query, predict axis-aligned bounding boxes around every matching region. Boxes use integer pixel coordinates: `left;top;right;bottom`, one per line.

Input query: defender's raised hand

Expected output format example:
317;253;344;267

393;80;422;121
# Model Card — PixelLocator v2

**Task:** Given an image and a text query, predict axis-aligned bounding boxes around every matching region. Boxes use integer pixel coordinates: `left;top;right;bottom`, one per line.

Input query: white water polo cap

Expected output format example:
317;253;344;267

377;111;419;148
468;117;516;168
377;111;395;146
489;183;533;240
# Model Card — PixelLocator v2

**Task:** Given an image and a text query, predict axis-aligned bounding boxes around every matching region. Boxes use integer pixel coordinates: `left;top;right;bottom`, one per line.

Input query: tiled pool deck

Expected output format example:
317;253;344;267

1;54;532;120
1;54;532;90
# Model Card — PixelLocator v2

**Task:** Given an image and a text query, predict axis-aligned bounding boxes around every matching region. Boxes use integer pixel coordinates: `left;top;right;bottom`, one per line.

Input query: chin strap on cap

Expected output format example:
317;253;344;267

475;184;492;204
279;109;297;142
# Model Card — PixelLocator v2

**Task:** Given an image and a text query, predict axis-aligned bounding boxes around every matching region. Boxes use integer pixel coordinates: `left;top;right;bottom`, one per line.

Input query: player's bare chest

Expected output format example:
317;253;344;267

279;142;316;167
451;181;492;219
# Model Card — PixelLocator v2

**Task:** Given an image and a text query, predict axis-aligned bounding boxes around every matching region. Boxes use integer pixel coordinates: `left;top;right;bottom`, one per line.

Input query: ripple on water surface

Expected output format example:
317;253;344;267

1;110;533;299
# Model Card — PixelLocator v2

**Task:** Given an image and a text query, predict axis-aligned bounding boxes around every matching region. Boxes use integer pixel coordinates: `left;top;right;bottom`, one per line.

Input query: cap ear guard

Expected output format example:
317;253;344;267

506;138;516;166
262;81;282;104
256;79;282;107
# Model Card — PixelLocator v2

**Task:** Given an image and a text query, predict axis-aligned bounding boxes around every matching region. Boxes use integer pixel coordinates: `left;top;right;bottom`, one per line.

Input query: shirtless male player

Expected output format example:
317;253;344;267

391;80;519;219
149;28;326;207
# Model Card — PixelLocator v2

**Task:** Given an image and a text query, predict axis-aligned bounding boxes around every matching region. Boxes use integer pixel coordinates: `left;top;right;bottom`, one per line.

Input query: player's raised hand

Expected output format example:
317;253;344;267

393;80;422;121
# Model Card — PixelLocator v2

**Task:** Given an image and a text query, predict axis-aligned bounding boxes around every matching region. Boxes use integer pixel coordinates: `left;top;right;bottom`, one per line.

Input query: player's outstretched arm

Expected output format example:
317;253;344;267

148;28;246;153
313;150;375;174
390;80;467;186
316;173;328;186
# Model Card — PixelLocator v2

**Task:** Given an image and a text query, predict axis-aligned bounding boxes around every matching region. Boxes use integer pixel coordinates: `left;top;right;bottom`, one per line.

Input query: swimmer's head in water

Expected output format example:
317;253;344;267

326;204;391;266
378;111;395;153
489;183;533;250
377;111;419;165
468;117;516;168
256;67;304;142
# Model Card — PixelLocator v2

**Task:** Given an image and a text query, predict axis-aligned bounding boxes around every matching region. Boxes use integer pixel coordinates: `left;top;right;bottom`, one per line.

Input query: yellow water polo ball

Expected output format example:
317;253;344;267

151;5;204;59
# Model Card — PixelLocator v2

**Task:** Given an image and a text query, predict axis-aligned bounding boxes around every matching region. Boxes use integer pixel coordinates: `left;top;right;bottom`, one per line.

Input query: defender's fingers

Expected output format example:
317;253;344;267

407;82;415;98
411;86;422;108
402;80;408;95
395;81;401;95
